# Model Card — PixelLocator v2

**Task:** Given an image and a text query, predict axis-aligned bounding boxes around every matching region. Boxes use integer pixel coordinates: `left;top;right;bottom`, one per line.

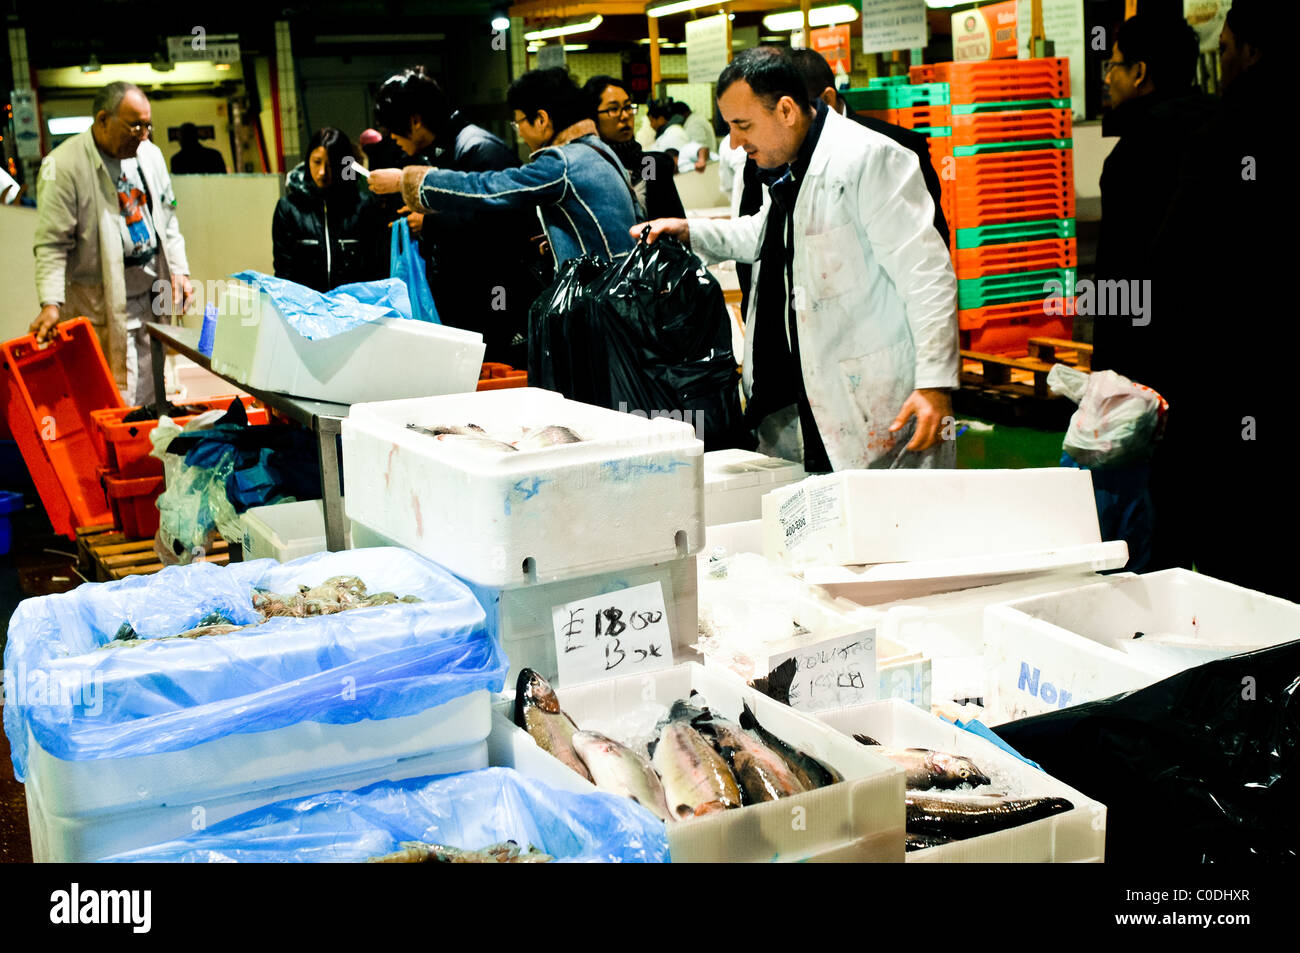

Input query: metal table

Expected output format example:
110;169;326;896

146;322;351;551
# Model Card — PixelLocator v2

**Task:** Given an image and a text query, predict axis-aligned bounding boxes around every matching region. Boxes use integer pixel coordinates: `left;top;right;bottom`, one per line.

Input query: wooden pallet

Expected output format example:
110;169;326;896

77;526;229;581
1028;336;1092;370
960;336;1093;399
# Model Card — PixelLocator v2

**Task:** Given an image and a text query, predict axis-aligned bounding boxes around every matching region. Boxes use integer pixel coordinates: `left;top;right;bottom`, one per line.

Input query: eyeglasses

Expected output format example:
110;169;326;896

114;116;153;136
1102;60;1132;75
597;104;637;118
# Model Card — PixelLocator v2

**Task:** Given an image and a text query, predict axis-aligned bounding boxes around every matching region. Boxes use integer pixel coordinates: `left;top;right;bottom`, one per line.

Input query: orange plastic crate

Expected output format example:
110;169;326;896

862;104;951;130
930;58;1070;103
950;107;1071;146
0;317;123;538
90;396;269;478
954;147;1073;186
477;362;528;391
908;64;937;84
959;297;1075;353
104;472;163;540
954;238;1077;279
949;189;1076;228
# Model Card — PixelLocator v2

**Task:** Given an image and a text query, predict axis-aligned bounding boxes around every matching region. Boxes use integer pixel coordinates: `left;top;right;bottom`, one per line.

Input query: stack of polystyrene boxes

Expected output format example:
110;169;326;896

342;388;705;688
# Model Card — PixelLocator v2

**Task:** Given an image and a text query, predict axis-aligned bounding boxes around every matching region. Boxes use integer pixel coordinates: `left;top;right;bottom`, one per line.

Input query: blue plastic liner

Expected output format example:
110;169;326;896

390;218;440;324
230;271;419;340
101;767;669;863
3;548;507;782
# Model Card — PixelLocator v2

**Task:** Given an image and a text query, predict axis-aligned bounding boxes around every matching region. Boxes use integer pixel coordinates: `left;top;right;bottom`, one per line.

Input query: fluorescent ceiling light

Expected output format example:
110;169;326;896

49;116;94;135
524;14;602;41
527;43;589;52
491;16;511;31
763;4;860;31
648;0;721;18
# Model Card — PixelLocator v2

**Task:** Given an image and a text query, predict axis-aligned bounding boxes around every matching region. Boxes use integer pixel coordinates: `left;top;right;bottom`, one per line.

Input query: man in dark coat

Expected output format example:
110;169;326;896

1091;12;1214;384
171;123;227;174
375;66;543;366
1145;0;1293;600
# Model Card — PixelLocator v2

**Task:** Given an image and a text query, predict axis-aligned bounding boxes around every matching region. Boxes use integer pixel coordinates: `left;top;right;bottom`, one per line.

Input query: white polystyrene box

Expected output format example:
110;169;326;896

24;691;489;863
497;663;906;863
703;449;805;526
341;388;705;587
983;568;1300;725
241;499;351;562
762;468;1104;568
213;282;485;403
817;700;1107;863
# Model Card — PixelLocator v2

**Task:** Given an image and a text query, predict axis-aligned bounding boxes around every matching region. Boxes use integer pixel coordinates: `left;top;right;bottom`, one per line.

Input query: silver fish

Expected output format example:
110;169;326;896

853;736;991;790
513;668;592;782
572;730;675;823
514;425;583;451
649;721;743;819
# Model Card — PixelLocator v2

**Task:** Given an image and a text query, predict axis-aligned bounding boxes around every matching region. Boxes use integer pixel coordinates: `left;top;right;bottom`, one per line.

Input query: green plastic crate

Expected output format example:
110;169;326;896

868;75;911;88
958;267;1076;309
950;98;1071;115
955;218;1077;250
913;126;952;138
952;137;1072;157
841;82;951;111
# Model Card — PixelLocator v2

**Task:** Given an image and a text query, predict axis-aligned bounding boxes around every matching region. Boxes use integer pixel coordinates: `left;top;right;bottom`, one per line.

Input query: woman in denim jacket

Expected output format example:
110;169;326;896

369;68;637;269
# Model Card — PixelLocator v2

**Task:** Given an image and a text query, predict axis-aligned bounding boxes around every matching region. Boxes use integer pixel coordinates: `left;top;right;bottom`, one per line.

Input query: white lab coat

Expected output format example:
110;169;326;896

689;107;959;471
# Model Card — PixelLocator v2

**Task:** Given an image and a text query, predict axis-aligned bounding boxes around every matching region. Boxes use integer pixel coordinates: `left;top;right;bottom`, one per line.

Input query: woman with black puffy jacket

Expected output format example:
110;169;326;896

272;127;388;292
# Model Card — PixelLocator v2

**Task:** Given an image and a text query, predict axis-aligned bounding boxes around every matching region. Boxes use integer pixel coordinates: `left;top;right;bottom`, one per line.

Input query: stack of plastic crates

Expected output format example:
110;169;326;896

849;60;1076;354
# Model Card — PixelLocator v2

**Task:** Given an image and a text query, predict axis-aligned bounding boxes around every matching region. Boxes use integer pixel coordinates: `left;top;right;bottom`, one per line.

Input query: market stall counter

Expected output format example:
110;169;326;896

146;323;349;552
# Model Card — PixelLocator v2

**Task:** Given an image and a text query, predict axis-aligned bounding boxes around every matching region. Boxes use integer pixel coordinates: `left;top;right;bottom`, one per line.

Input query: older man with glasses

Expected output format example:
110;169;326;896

31;81;193;403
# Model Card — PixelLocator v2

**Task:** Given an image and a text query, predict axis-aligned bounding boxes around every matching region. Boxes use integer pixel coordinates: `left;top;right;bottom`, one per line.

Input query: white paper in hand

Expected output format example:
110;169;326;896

349;159;371;179
553;581;675;687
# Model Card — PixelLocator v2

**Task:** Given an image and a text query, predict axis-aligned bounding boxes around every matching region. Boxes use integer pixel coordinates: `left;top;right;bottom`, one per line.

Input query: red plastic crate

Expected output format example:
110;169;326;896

104;472;163;540
90;396;268;478
954;238;1078;279
0;318;124;538
477;362;528;391
929;58;1070;103
950;107;1071;146
959;298;1075;353
862;104;951;130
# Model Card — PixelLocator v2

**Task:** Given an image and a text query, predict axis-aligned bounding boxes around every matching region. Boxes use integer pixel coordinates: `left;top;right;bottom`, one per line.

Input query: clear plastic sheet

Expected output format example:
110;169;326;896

994;641;1300;863
3;548;505;781
230;271;418;341
1047;364;1165;467
101;767;669;863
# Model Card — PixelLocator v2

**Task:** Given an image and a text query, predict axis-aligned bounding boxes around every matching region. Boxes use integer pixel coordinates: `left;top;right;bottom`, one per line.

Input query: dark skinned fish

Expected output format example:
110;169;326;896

740;702;842;789
513;668;592;782
905;832;957;852
853;735;992;791
695;713;808;804
906;793;1073;840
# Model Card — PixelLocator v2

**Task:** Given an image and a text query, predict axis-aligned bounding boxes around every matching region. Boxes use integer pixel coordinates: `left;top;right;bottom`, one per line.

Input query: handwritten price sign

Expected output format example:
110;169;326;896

770;629;877;713
553;582;675;687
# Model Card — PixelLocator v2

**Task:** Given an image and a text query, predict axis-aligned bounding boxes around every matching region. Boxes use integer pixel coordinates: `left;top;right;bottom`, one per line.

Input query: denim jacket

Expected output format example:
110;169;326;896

400;120;638;268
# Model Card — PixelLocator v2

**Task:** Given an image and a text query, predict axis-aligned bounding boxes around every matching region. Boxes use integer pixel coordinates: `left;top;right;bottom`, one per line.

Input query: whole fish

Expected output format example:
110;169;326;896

695;713;808;804
513;668;592;782
853;735;991;791
515;425;583;450
649;721;743;819
407;423;517;453
740;702;842;789
906;793;1073;840
571;730;675;823
905;832;956;852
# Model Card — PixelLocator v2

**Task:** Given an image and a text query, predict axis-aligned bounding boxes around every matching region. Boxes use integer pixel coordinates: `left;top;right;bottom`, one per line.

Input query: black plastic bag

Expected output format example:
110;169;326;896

527;235;750;451
993;641;1300;863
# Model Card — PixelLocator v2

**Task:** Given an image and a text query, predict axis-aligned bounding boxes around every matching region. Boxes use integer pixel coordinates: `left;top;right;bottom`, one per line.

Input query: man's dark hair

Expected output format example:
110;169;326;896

507;67;587;133
668;100;691;118
1225;0;1272;54
1114;13;1200;91
304;127;357;189
790;48;837;106
93;81;143;119
646;98;675;120
582;74;627;115
716;46;813;114
178;122;199;146
374;66;452;138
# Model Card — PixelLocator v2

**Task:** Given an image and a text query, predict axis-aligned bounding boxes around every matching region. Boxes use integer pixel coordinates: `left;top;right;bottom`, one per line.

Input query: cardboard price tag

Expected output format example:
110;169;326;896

553;582;675;686
770;629;877;713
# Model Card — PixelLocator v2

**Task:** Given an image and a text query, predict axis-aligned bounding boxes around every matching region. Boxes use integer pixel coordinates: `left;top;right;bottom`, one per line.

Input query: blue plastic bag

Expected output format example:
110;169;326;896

230;271;417;340
2;548;507;782
390;218;440;325
101;768;669;863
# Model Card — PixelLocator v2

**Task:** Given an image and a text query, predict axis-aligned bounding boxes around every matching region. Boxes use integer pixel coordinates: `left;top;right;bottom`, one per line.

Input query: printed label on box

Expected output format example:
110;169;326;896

777;482;842;554
770;628;877;713
553;581;675;686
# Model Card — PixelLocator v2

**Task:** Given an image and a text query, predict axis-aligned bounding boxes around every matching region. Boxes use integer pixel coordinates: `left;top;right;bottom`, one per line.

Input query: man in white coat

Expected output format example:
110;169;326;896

634;47;958;471
31;81;192;403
